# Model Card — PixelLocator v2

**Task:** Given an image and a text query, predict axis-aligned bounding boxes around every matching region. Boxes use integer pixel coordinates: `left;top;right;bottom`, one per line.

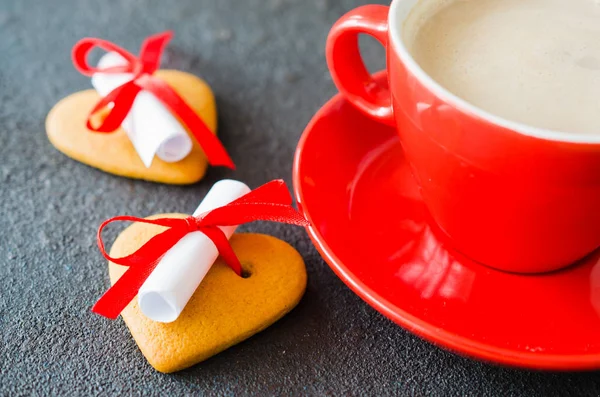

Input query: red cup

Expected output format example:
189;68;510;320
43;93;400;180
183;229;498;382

326;2;600;273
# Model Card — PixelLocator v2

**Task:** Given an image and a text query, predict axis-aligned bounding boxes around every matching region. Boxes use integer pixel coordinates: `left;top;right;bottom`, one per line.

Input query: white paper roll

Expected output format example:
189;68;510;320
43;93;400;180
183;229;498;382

91;52;193;167
138;179;251;323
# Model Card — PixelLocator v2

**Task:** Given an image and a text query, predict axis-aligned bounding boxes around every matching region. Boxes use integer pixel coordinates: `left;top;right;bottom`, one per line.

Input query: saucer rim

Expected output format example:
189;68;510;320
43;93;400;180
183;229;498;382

292;73;600;371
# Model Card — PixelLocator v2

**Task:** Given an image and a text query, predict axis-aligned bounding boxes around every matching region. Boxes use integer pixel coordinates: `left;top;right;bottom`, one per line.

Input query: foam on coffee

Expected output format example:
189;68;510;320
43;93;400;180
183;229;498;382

404;0;600;135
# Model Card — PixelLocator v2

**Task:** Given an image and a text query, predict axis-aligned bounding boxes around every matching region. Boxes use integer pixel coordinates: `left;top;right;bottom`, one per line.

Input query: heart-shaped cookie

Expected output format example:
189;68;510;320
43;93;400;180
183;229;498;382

106;213;307;373
46;71;217;184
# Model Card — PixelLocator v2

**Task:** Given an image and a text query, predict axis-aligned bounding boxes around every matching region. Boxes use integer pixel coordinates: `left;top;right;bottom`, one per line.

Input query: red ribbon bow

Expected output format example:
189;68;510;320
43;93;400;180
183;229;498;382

72;31;235;169
93;180;309;319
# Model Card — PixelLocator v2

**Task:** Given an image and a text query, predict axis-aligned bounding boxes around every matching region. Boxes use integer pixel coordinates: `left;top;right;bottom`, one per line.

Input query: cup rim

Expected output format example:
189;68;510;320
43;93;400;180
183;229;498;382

388;0;600;144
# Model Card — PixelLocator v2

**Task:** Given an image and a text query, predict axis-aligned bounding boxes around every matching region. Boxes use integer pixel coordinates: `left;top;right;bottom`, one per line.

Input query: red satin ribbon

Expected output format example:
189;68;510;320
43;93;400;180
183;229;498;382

93;180;309;319
72;31;235;169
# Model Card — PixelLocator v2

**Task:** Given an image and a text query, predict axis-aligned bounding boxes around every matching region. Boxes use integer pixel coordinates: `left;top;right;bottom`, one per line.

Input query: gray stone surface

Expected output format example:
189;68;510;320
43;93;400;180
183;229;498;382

1;0;600;395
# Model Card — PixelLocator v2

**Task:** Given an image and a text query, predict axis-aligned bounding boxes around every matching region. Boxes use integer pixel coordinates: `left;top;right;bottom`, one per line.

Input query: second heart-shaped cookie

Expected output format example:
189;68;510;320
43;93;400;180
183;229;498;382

106;213;307;373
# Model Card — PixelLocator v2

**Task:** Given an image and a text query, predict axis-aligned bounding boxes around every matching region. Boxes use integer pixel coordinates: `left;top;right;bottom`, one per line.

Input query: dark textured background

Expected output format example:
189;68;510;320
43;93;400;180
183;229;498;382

1;0;600;395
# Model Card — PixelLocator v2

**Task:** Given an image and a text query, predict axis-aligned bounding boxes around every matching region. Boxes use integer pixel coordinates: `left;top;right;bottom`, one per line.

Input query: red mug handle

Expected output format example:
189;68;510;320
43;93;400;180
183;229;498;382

326;5;394;126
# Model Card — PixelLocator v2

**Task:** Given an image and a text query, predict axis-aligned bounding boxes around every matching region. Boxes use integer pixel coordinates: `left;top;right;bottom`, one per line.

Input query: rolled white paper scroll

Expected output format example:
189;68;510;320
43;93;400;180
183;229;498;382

91;52;193;167
137;179;251;323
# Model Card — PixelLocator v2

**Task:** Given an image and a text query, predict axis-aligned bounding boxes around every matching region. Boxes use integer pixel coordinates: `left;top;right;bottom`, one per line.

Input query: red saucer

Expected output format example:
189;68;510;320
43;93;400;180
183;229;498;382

293;73;600;370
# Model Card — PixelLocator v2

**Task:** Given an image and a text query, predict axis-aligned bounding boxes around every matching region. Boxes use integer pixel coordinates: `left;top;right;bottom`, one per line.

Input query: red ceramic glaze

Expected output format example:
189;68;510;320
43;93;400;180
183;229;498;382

326;3;600;273
293;78;600;369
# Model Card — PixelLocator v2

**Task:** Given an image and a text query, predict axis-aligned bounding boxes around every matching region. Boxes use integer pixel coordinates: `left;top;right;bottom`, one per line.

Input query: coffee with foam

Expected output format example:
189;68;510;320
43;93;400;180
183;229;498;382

404;0;600;135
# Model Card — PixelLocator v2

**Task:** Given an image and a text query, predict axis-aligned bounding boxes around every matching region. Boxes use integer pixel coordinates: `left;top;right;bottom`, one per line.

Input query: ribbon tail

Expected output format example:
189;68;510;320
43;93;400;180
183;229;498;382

138;75;235;169
92;219;188;319
92;258;161;319
202;202;309;227
94;218;191;318
201;227;242;276
229;180;290;205
139;31;173;74
200;180;309;227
